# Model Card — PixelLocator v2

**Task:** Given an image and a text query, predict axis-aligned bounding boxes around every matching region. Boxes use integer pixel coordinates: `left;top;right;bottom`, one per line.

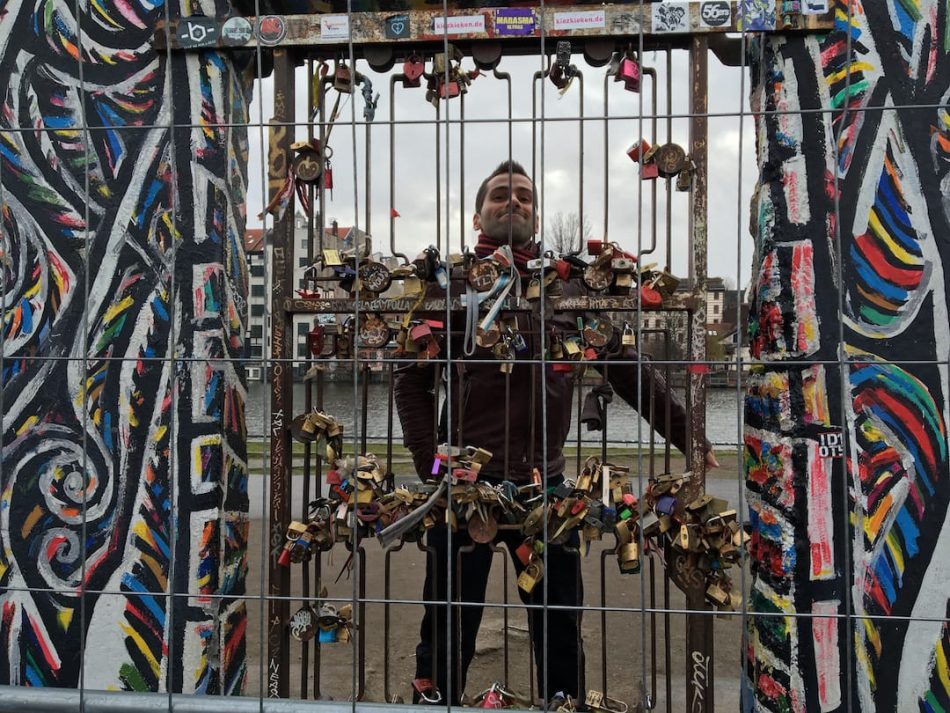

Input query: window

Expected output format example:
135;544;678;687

251;284;265;297
297;322;309;335
251;304;265;317
251;263;265;277
298;257;309;268
713;304;720;315
251;325;263;339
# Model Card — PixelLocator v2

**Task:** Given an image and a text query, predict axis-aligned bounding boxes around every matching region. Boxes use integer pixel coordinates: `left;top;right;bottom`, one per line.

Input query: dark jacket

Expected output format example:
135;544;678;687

394;276;694;482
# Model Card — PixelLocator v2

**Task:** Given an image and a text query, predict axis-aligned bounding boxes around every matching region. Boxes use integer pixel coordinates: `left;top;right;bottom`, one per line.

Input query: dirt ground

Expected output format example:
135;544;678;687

242;463;748;712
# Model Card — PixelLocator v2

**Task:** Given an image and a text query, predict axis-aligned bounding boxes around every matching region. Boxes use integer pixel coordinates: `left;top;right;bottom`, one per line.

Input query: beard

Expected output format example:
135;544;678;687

479;210;536;245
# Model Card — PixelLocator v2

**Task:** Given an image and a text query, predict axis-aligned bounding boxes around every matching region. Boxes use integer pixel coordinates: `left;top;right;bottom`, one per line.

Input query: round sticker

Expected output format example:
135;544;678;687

257;15;287;46
221;16;253;45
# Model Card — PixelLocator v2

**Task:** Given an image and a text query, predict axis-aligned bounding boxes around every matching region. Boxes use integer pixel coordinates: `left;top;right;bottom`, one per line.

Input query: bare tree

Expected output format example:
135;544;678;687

545;211;592;255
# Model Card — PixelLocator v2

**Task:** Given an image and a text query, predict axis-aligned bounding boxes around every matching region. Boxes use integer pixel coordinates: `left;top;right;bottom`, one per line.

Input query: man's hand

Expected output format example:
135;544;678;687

705;450;720;470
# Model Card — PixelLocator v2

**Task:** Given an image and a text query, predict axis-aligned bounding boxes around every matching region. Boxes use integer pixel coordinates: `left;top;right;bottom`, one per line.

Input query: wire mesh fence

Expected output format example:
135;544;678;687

2;1;948;712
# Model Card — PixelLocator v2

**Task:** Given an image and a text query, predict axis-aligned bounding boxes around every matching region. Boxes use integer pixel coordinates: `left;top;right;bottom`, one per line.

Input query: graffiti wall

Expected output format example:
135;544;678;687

0;0;253;694
745;1;950;711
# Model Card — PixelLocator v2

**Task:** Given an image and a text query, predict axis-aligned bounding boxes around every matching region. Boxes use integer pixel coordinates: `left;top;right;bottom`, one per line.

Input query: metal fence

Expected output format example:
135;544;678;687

7;1;940;712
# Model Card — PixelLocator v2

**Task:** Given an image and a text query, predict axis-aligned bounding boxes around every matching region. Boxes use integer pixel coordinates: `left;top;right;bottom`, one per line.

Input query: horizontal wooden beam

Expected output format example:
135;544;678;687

154;1;833;53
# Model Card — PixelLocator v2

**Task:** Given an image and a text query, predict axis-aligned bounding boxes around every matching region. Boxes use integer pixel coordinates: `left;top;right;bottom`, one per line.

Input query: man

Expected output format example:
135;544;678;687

394;160;716;707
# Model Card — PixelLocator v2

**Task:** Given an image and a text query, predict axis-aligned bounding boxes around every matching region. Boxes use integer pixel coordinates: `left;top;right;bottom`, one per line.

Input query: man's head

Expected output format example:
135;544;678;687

473;160;539;246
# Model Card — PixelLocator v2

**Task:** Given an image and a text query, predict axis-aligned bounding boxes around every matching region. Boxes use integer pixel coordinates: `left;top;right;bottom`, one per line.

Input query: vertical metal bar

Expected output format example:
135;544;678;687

315;370;326;701
684;34;712;713
267;47;296;700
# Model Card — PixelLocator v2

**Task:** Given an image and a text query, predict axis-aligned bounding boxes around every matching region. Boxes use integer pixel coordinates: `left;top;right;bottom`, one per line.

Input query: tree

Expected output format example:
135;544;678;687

545;211;592;255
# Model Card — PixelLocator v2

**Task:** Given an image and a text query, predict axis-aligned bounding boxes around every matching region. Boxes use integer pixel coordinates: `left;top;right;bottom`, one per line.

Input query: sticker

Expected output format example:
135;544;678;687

552;10;605;31
320;14;350;40
652;2;689;33
494;8;535;36
817;430;844;458
699;1;732;28
385;14;410;39
802;0;829;13
257;15;287;45
221;16;252;46
433;14;486;34
177;16;218;48
738;0;776;30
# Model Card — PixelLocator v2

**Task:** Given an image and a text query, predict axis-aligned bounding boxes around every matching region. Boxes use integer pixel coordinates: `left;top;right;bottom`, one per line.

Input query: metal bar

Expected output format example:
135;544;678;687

267;47;296;700
684;33;713;713
0;685;532;713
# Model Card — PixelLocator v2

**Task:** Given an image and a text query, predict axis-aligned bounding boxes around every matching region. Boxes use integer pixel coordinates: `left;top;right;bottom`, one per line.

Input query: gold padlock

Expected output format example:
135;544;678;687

517;559;544;594
621;322;636;347
618;541;640;574
525;277;542;301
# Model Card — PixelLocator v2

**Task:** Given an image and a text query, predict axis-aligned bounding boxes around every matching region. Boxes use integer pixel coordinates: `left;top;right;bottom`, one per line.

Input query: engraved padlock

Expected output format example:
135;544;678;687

403;54;424;86
616;55;641;93
618;541;641;574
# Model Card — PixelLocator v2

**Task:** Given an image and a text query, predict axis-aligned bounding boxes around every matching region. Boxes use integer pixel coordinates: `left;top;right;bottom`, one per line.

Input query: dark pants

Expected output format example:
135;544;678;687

414;522;586;704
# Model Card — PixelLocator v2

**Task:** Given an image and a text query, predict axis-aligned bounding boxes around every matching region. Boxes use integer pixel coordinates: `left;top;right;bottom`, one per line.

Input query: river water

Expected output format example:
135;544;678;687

245;379;744;447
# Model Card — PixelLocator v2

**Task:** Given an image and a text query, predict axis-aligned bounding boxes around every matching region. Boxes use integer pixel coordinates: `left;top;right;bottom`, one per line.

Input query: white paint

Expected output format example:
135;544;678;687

320;14;350;40
552;10;605;30
802;0;828;14
432;14;486;34
811;599;841;710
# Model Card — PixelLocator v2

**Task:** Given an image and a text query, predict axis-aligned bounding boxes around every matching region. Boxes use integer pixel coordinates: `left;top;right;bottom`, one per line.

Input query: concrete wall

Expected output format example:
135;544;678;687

0;0;252;693
744;2;950;711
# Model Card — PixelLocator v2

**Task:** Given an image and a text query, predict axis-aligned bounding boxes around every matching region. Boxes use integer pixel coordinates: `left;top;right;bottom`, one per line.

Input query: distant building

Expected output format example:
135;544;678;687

244;214;381;380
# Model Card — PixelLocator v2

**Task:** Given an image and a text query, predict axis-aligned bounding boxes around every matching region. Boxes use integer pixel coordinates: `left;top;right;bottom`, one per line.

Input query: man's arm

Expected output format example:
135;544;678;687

394;362;440;479
594;340;709;462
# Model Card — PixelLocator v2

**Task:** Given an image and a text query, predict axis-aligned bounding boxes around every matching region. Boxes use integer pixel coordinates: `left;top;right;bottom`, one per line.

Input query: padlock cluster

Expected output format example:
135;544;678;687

398;45;481;107
642;473;748;612
288;601;355;644
290;410;345;461
626;137;695;188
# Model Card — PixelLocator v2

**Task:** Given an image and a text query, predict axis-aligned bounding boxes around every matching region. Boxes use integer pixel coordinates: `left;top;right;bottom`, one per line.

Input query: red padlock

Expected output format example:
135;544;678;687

640;162;660;180
587;239;603;255
515;541;533;566
323;161;333;190
626;138;651;163
439;81;460;99
403;55;424;87
481;688;505;709
640;285;663;308
555;259;572;281
616;56;641;92
307;322;325;356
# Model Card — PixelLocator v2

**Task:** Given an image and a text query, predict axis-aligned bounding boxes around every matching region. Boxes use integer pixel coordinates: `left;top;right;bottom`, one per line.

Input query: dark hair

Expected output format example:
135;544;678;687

474;160;538;212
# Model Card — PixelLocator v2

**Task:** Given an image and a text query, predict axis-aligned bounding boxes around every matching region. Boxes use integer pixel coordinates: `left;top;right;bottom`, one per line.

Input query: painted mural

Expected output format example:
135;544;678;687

745;1;950;712
0;0;253;694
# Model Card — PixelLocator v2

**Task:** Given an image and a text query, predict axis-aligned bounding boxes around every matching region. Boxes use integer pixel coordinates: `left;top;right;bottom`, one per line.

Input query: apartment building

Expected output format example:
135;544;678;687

244;214;374;380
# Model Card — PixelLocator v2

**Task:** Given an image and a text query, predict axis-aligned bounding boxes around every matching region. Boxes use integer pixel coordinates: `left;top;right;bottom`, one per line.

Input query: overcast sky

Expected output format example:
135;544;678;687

245;39;756;289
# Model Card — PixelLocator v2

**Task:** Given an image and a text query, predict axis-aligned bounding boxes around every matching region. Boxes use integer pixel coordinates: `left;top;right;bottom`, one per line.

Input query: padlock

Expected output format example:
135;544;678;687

563;338;584;360
409;322;432;343
621;322;636;347
525;277;542;301
616;56;641;92
322;249;343;267
333;64;353;93
626;138;651;163
618;541;640;574
307;321;325;357
676;162;693;192
323;160;334;190
289;605;318;642
468;260;499;292
439;81;460;99
640;284;663;309
517;559;544;594
640;161;660;180
583;264;613;292
403;54;424;86
582;317;613;348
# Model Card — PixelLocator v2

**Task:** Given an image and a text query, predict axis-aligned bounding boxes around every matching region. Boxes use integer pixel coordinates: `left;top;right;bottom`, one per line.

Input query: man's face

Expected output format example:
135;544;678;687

473;173;539;246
